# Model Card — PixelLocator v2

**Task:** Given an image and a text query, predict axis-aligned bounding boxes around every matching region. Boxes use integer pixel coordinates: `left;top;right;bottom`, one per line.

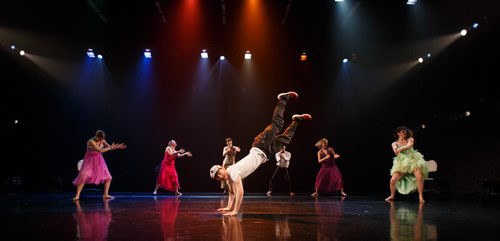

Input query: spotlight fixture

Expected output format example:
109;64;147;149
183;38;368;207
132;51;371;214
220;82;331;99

97;54;103;59
244;51;252;60
14;120;19;124
472;23;479;29
465;111;471;117
19;50;25;56
427;53;432;58
220;56;225;61
460;29;467;36
86;49;96;58
421;124;426;129
10;45;16;50
407;0;417;5
300;52;307;61
342;58;348;63
144;49;152;58
335;0;344;2
418;57;423;63
200;49;208;59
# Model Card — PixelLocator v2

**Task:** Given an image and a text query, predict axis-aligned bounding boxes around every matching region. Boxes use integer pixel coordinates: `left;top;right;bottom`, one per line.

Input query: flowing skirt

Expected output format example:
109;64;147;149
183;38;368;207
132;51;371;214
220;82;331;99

73;151;112;185
315;164;344;193
156;160;180;192
390;149;429;194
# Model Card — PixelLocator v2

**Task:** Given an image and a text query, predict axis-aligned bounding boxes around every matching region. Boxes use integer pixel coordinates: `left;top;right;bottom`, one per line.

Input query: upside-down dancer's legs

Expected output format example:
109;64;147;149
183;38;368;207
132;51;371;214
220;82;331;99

252;98;289;156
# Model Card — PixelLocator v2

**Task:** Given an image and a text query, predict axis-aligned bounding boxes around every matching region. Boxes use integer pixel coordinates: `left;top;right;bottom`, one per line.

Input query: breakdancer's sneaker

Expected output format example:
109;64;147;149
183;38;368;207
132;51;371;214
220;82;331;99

277;91;298;101
292;114;312;121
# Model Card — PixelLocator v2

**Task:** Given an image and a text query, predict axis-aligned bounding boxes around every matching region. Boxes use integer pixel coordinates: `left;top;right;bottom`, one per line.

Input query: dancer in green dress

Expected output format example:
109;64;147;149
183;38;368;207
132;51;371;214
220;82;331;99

385;126;429;203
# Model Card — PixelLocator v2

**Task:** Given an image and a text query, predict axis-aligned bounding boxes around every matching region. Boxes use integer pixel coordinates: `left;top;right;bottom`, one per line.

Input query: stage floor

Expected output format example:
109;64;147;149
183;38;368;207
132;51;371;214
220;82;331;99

1;193;499;240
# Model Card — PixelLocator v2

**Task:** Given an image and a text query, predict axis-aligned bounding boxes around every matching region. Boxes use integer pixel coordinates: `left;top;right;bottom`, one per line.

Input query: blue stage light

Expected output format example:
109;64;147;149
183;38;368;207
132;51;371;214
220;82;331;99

144;49;152;58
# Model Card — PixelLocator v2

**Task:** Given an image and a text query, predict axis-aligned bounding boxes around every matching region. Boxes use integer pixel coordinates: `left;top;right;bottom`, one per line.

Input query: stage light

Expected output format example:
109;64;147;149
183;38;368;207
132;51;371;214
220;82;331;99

418;57;423;63
200;49;208;59
460;29;467;36
244;51;252;60
10;45;16;50
465;111;471;117
342;58;348;63
407;0;417;5
97;54;103;59
14;120;19;124
300;52;307;61
335;0;344;2
220;56;225;60
421;124;426;129
144;49;152;58
427;53;432;58
472;23;479;29
19;50;25;56
86;49;95;58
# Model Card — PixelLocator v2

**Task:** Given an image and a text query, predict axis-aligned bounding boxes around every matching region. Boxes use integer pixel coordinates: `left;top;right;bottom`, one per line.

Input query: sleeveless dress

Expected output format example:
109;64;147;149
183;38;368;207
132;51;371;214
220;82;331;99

314;148;344;192
73;144;112;185
156;149;180;192
390;144;429;194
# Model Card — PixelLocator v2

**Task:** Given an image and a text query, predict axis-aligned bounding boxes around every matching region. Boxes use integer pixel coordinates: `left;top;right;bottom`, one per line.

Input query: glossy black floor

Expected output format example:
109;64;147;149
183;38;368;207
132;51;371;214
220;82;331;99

1;192;499;241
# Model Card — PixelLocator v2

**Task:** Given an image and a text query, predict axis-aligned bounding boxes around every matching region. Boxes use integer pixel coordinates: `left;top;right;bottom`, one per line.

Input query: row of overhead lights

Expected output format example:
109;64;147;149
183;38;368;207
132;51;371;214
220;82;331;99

417;23;478;64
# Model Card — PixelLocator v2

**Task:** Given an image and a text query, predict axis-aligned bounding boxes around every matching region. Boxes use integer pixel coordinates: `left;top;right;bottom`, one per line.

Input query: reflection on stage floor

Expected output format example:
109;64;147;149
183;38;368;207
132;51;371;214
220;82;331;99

0;193;499;240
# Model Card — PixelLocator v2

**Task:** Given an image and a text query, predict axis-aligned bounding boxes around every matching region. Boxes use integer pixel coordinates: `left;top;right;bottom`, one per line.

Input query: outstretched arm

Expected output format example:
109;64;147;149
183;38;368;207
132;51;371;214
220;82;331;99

224;176;244;216
89;140;116;153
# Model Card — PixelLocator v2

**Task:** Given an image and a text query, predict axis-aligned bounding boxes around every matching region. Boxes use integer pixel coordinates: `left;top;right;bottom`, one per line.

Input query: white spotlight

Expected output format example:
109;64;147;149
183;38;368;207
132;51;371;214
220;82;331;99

465;111;471;117
427;53;432;58
244;51;252;60
14;120;19;124
460;29;467;36
86;49;95;58
97;54;103;59
200;49;208;59
220;56;225;61
407;0;417;5
418;57;423;63
421;124;426;129
144;49;152;58
10;45;16;50
335;0;344;2
342;58;348;63
19;50;25;56
472;23;479;29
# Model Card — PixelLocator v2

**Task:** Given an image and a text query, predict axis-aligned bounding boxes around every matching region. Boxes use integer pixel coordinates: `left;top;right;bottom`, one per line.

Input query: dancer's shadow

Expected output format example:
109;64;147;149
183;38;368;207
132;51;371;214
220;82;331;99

389;202;437;241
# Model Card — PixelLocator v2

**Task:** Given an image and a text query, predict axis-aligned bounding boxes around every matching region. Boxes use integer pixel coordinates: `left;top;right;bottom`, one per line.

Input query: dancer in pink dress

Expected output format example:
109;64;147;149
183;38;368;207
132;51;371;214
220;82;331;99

153;140;192;196
311;138;346;197
72;130;126;201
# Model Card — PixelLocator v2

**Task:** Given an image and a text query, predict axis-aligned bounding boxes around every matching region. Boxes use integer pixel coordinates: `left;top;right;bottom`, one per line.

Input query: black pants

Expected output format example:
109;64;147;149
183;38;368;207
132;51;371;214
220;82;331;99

252;99;299;157
268;167;292;193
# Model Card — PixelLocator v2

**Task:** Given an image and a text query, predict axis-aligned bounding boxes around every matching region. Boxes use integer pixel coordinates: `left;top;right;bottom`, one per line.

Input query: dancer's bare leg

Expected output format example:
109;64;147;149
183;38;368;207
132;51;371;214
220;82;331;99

385;172;403;201
340;188;347;196
103;180;114;199
153;183;161;194
175;185;182;196
413;168;425;203
311;189;318;198
73;184;84;201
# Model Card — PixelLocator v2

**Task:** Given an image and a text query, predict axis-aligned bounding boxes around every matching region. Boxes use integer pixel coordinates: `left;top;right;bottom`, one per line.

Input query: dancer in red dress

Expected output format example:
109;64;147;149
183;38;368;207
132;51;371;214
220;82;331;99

153;140;192;196
72;130;126;201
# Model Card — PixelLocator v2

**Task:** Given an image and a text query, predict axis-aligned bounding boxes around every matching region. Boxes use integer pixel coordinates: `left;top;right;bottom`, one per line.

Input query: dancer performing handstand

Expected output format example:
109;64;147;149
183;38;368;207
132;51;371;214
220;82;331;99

209;91;311;216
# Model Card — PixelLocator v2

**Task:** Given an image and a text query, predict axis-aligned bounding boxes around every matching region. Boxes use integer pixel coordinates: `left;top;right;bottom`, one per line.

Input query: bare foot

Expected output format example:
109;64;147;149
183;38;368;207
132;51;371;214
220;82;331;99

72;197;80;201
341;192;347;196
153;191;157;195
175;192;182;196
103;195;115;200
289;192;295;196
419;199;425;204
385;196;395;202
311;192;318;198
223;211;238;216
266;191;272;196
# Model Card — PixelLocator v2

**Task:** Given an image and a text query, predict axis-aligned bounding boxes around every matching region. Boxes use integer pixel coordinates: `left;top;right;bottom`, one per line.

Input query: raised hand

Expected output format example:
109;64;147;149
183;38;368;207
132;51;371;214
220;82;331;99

117;143;127;149
179;148;185;154
186;152;193;157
